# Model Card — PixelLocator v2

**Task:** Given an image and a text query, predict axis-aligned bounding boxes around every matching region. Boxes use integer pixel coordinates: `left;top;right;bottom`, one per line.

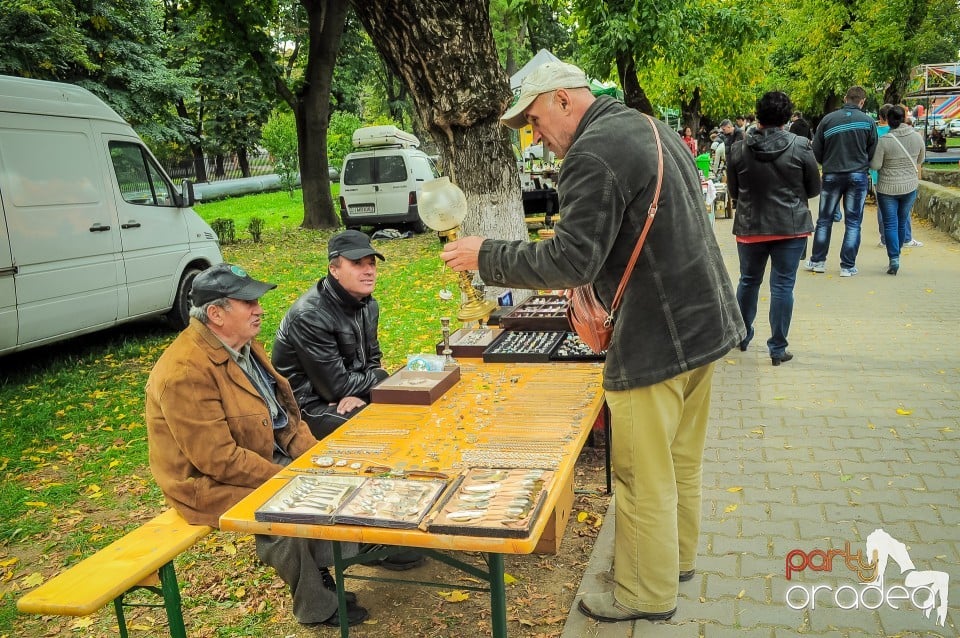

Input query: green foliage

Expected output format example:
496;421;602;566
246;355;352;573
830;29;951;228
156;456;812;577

328;110;363;171
261;109;300;195
247;216;265;242
0;0;92;77
210;217;237;244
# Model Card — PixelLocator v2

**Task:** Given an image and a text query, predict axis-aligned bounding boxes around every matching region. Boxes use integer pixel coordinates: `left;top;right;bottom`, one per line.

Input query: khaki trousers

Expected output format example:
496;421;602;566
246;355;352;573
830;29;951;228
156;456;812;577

607;362;715;613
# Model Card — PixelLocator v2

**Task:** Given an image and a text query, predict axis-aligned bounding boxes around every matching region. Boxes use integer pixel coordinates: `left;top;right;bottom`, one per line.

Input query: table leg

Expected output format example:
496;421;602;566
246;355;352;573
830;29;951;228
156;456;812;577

332;542;349;638
488;553;507;638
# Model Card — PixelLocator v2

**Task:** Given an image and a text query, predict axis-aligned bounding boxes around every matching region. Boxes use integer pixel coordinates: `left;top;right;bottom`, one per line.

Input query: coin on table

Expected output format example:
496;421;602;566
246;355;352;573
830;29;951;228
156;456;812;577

311;455;334;467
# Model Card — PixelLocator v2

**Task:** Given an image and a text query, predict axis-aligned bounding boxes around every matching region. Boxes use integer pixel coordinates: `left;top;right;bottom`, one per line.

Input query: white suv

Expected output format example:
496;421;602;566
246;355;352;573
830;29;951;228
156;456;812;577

339;126;440;232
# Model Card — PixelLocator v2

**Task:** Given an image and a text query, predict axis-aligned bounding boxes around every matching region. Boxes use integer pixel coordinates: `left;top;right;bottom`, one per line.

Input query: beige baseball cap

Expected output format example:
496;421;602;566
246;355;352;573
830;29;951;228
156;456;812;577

500;61;590;130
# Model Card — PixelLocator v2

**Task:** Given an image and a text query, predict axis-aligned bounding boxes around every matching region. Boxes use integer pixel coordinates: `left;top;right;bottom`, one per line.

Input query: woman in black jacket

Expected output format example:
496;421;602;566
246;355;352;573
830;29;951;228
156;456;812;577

727;92;821;365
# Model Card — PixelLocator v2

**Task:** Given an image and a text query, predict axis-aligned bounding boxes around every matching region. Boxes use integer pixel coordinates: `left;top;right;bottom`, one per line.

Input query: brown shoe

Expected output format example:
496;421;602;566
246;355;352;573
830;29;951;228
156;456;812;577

578;592;675;623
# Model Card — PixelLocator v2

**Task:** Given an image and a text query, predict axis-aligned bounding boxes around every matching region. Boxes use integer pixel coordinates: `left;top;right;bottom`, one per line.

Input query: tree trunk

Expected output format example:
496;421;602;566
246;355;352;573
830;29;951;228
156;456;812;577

616;50;654;115
296;0;350;229
175;97;208;183
214;154;225;177
237;147;251;177
680;86;702;142
351;0;527;244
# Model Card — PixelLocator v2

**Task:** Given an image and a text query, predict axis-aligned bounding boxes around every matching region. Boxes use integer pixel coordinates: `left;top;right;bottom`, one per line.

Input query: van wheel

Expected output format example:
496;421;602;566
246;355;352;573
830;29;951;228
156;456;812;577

408;219;427;234
166;267;201;330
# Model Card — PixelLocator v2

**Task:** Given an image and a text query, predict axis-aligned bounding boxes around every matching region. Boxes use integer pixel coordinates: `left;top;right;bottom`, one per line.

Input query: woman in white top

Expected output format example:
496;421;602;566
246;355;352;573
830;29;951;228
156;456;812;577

869;105;925;275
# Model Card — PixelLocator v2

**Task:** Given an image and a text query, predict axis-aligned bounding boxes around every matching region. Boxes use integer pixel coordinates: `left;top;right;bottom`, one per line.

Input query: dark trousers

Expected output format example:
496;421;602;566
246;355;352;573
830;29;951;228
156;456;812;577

736;237;806;357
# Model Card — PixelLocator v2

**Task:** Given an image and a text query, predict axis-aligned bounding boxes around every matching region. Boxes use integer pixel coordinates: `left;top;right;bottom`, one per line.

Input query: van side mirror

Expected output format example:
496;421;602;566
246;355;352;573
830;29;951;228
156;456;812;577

178;179;195;207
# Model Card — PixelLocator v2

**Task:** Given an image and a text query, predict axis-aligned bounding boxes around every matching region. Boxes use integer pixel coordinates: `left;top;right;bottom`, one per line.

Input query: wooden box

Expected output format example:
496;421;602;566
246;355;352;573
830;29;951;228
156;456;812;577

534;472;574;555
435;328;504;358
370;366;461;405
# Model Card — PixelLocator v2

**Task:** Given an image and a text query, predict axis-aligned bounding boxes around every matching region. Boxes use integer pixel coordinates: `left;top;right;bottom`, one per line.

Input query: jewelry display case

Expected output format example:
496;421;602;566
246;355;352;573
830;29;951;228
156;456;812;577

549;331;607;361
370;365;461;405
427;468;554;538
498;295;570;332
434;327;504;358
255;475;365;525
481;330;565;363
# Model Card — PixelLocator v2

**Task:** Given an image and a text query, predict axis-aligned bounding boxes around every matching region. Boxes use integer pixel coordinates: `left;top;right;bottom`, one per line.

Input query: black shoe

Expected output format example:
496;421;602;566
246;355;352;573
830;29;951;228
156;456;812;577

679;569;696;582
738;342;748;352
308;600;369;628
378;550;427;571
771;352;793;366
320;567;357;604
887;264;899;275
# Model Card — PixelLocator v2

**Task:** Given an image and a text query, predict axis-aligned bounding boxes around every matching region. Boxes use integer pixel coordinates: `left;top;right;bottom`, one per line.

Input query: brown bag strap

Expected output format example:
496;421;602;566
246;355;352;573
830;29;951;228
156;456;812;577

608;113;664;314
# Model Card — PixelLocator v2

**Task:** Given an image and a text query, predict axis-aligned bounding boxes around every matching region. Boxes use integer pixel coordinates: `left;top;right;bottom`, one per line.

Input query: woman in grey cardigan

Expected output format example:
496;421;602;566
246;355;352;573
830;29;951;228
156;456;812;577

870;105;925;275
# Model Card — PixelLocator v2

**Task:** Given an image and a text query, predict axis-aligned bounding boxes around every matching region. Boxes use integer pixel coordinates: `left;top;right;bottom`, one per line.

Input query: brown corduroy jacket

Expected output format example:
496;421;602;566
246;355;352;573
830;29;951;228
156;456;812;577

146;319;317;527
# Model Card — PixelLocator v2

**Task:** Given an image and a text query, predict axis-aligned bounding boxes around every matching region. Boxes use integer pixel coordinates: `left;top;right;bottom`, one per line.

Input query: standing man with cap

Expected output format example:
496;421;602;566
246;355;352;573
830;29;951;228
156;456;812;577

441;61;743;623
272;230;424;572
146;262;369;629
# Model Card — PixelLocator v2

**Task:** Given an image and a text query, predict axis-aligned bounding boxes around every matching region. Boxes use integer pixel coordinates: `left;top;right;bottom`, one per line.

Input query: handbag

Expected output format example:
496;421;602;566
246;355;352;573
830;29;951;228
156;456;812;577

566;113;665;354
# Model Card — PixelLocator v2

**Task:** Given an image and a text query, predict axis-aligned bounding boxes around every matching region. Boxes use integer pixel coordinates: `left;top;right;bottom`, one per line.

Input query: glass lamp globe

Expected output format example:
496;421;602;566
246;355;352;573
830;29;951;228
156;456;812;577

419;176;497;323
419;176;468;239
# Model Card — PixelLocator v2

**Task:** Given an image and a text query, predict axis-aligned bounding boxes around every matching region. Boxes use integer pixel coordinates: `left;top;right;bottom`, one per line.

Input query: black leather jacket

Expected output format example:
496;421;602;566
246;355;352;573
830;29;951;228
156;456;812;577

271;277;385;411
727;127;821;237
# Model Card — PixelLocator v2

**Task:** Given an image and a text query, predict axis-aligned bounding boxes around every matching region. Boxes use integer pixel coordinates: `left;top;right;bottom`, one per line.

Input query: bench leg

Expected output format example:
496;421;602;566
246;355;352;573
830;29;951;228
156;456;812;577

158;561;188;638
113;596;130;638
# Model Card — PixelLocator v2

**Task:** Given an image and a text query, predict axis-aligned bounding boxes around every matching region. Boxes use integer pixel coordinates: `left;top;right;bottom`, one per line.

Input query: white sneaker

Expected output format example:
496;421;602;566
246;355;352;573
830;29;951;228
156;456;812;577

903;239;923;247
803;260;826;273
840;267;859;277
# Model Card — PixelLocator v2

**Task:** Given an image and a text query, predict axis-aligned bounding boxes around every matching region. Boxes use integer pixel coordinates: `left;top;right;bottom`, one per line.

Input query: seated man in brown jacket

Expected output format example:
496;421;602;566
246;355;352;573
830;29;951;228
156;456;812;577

145;263;367;628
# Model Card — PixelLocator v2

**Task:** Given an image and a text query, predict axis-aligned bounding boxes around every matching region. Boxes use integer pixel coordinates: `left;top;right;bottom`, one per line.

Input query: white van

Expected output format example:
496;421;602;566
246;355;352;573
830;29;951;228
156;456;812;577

0;75;223;356
338;125;440;232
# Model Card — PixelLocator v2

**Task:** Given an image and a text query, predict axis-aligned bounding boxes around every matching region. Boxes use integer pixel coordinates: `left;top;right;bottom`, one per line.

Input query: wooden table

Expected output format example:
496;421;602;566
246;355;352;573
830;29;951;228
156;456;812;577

220;359;605;637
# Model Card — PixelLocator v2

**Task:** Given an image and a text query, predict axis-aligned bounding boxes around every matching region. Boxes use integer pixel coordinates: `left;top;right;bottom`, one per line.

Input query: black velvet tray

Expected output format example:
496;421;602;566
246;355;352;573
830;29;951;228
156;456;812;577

481;330;565;363
549;331;607;361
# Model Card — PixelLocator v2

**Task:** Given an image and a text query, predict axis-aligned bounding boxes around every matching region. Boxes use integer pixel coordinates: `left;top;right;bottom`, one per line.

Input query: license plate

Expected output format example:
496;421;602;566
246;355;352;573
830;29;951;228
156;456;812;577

352;204;375;214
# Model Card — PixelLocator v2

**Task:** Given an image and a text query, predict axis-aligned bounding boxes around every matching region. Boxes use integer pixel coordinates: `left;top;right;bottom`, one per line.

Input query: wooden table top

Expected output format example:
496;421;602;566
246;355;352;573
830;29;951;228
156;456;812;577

220;359;604;554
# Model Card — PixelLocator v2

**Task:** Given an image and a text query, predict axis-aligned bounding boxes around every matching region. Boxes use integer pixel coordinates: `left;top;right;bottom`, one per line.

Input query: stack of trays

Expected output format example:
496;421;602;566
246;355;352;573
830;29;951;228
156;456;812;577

498;295;570;331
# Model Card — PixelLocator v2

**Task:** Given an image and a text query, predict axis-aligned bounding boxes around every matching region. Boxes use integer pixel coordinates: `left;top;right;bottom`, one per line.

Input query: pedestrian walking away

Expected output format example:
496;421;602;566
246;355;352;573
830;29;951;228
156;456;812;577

726;91;820;366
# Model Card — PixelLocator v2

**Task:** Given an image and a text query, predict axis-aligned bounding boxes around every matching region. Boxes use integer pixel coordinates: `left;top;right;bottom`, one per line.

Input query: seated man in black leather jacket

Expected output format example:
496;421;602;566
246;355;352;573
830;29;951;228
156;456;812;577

272;230;424;571
272;230;390;440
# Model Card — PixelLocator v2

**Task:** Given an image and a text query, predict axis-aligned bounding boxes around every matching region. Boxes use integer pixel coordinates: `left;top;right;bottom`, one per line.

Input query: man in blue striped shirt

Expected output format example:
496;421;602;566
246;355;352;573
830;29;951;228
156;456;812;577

804;86;878;277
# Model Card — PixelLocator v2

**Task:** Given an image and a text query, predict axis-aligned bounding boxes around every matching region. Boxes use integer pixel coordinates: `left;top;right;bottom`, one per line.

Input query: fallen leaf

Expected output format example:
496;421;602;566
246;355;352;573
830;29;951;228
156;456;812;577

868;423;875;430
21;572;44;587
724;504;738;513
840;475;852;482
896;408;912;416
939;427;953;433
726;487;743;493
71;617;94;629
24;501;47;508
737;589;745;599
438;590;470;602
503;573;517;585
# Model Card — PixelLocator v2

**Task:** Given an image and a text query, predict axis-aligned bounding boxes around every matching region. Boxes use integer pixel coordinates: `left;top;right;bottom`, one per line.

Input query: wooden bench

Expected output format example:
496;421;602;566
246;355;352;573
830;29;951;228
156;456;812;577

17;509;212;638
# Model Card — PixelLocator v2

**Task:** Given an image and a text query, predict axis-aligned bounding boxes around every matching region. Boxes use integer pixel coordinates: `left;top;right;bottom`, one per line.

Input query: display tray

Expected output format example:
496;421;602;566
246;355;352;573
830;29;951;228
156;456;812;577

254;474;365;525
335;477;448;529
370;366;461;405
498;295;570;332
485;305;513;327
435;328;504;358
482;330;565;363
428;468;554;538
549;331;607;361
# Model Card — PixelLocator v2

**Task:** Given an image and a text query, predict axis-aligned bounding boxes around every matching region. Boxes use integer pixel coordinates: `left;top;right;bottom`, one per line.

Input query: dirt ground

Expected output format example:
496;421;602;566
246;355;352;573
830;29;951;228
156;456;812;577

10;444;609;638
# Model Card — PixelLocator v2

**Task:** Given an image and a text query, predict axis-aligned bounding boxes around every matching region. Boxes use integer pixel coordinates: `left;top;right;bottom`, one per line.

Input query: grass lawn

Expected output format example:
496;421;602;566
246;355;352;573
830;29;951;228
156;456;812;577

0;188;490;636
